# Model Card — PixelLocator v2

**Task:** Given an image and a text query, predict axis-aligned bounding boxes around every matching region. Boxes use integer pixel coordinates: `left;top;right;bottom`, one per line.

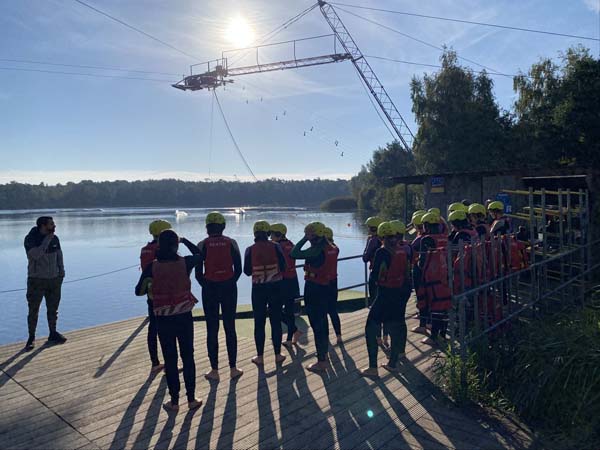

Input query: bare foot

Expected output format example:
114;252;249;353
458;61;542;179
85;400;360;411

359;367;379;378
306;362;328;373
230;368;243;379
336;335;343;344
188;399;203;410
410;326;428;335
292;330;303;344
163;401;179;412
150;364;164;373
381;363;399;372
275;354;287;364
204;369;220;381
251;356;264;365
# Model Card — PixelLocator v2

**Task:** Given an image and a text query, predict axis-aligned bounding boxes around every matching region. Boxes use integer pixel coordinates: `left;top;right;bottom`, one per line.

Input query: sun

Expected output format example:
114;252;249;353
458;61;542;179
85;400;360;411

225;16;256;48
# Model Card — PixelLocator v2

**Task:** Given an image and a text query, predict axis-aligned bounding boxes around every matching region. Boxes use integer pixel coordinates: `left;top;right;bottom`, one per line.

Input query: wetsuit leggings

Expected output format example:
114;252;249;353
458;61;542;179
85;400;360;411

368;277;389;338
147;300;160;366
430;311;448;339
202;280;238;369
280;278;299;342
252;282;283;356
365;286;410;368
327;280;341;336
304;281;330;362
156;312;196;405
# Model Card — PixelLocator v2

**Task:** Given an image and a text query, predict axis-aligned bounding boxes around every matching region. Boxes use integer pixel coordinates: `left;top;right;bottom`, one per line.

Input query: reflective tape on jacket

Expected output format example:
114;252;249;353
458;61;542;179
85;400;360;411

151;257;197;316
305;243;338;286
250;241;283;284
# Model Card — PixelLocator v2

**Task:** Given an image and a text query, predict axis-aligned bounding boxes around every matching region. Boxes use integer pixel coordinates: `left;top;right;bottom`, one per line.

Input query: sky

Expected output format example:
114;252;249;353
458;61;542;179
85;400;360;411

1;0;599;185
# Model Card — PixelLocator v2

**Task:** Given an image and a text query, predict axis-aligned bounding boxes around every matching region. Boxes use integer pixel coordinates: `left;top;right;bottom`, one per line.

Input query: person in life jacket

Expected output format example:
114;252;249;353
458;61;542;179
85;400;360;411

196;212;243;382
323;226;342;343
410;212;430;335
488;201;511;236
448;209;480;293
359;221;412;378
270;222;303;346
428;207;448;235
135;230;202;412
243;221;287;367
468;203;491;241
291;221;335;373
447;202;469;243
414;212;452;345
363;216;383;306
407;210;426;239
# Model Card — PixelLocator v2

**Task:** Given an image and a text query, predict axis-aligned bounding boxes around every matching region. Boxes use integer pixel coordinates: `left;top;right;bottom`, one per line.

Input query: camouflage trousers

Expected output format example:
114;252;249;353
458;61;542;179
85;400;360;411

26;277;63;336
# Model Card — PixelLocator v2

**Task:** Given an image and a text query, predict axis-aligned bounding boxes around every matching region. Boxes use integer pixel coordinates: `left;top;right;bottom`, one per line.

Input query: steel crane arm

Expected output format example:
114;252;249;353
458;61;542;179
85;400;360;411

318;1;414;150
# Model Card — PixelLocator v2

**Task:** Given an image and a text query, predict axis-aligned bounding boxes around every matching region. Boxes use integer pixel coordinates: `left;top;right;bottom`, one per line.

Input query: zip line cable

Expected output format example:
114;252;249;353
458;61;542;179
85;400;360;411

0;58;181;77
208;91;215;180
0;264;139;295
0;66;176;82
73;0;203;61
335;5;503;75
353;68;397;140
330;2;600;42
212;89;258;181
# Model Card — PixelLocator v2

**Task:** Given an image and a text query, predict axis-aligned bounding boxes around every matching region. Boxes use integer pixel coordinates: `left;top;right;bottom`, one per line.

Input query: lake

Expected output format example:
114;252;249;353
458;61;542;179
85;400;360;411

0;207;369;344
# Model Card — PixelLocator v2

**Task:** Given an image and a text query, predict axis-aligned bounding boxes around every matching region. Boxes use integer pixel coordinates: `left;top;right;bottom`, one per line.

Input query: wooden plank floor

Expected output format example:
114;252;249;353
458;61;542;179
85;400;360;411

0;301;533;450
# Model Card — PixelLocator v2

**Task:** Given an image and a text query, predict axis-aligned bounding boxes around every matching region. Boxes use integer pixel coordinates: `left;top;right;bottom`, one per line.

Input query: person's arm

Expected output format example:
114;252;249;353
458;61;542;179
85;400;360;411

180;238;200;255
274;243;286;272
230;239;243;281
195;244;206;287
24;233;53;260
57;247;65;278
369;248;389;285
135;264;154;296
290;237;323;260
185;254;202;274
362;237;379;263
243;247;252;276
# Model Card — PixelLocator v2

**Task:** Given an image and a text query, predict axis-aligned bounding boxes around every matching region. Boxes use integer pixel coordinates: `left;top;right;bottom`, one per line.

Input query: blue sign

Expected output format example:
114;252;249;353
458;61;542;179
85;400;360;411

496;193;511;213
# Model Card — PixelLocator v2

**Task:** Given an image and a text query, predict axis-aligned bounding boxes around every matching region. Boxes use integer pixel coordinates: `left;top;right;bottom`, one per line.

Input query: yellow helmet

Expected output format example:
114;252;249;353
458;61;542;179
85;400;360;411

270;223;287;235
428;207;441;216
149;219;172;237
411;210;426;219
377;221;395;238
389;220;406;235
448;202;468;213
205;211;225;225
488;200;504;212
324;227;333;240
253;220;271;233
305;221;326;237
412;212;425;226
448;210;468;222
468;203;486;216
365;216;383;228
421;212;440;225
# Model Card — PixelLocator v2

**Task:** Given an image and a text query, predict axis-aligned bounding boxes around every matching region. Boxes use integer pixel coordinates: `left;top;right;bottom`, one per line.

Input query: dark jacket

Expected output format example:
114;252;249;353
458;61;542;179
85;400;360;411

24;227;64;279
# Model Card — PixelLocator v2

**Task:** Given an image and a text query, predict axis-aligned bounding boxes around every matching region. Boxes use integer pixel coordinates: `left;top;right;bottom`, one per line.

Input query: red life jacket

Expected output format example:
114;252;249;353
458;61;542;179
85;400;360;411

140;241;158;270
420;234;452;311
278;239;298;280
305;242;338;286
506;236;529;272
250;241;282;284
378;246;409;288
151;257;198;316
452;228;482;293
202;235;235;282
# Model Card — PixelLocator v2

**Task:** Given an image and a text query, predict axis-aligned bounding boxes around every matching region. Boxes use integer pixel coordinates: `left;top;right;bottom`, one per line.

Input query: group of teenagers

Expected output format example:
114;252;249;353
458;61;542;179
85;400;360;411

134;200;523;411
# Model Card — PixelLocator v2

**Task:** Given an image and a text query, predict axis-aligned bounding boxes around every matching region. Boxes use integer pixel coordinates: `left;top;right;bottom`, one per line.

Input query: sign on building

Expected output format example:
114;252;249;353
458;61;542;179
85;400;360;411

431;177;444;194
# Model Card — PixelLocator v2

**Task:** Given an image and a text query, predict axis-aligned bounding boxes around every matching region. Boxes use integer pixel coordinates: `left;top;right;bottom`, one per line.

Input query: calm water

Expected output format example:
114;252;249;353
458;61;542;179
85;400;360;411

0;207;368;344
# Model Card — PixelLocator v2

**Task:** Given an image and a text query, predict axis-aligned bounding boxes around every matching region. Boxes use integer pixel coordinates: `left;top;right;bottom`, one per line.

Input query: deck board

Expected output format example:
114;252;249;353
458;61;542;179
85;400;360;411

0;301;533;450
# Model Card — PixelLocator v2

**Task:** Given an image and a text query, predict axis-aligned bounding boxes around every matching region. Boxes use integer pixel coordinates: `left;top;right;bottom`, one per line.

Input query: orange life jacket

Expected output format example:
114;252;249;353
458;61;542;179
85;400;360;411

378;246;409;289
140;241;158;271
506;236;529;272
420;234;452;312
250;241;283;284
278;239;298;280
151;257;198;316
202;235;235;282
305;242;339;286
452;228;481;293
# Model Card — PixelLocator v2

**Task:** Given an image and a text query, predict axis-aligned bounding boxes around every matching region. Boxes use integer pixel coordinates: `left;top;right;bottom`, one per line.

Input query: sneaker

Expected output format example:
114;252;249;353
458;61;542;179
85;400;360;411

24;336;35;351
47;331;67;344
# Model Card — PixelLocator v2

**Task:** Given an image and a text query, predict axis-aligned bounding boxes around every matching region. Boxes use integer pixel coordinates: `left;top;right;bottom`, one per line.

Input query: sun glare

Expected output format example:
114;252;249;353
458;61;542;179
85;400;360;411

225;16;255;48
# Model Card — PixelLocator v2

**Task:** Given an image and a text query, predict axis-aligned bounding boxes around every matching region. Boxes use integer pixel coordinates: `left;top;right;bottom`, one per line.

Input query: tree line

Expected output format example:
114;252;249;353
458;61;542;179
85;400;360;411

0;178;351;209
352;46;599;215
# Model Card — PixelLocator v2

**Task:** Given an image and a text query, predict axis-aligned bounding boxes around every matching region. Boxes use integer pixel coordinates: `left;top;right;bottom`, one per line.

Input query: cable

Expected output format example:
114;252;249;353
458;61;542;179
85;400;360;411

0;66;176;82
334;5;503;75
366;54;528;79
208;91;215;180
0;264;138;294
212;89;258;181
0;58;181;77
330;2;600;42
73;0;203;61
353;68;397;141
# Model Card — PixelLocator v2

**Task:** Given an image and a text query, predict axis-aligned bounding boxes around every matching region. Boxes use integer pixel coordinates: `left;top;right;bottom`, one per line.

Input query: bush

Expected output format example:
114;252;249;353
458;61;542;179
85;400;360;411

320;196;358;212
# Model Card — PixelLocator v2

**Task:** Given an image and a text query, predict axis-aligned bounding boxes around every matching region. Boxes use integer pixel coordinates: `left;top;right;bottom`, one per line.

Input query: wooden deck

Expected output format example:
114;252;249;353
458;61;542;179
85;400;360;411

0;303;533;450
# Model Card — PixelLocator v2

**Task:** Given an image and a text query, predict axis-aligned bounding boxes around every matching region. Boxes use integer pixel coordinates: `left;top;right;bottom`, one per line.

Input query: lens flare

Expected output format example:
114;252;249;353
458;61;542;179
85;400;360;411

367;410;374;419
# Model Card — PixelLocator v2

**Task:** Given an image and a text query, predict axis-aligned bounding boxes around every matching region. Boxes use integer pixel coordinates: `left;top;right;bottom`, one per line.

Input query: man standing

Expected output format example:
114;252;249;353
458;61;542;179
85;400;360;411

23;216;66;350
